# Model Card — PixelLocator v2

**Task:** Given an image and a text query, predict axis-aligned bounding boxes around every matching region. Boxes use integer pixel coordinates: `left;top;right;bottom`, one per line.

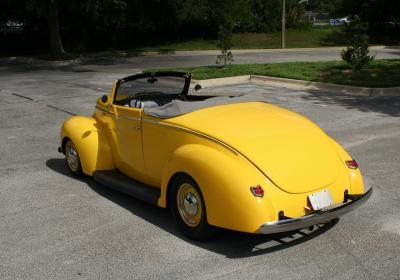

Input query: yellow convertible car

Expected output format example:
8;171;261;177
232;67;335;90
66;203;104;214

59;72;372;240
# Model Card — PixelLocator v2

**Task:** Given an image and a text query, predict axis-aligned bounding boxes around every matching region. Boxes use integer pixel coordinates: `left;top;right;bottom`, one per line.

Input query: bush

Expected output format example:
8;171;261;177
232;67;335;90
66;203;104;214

341;15;374;70
216;22;234;66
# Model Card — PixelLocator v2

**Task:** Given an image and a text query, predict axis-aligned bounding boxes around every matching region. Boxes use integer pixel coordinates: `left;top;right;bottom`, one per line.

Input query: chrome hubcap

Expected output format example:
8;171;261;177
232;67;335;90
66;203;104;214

183;193;198;216
177;183;202;227
66;141;79;171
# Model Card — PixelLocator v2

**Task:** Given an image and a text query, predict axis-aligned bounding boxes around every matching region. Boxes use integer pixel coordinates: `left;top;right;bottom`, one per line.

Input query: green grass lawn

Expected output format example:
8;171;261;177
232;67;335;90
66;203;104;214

153;59;400;88
138;27;340;52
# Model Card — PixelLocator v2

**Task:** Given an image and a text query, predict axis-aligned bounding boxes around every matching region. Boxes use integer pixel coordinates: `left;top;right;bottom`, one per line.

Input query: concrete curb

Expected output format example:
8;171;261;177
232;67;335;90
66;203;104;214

194;75;251;88
251;75;400;96
192;75;399;97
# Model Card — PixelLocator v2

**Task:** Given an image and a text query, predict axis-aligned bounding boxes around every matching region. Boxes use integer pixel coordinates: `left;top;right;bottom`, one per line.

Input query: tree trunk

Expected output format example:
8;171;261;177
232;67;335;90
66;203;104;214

48;0;65;55
282;0;286;48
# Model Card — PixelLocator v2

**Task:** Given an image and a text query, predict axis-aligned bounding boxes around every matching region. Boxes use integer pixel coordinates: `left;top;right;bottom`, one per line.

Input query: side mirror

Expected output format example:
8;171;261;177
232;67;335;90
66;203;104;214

101;95;108;103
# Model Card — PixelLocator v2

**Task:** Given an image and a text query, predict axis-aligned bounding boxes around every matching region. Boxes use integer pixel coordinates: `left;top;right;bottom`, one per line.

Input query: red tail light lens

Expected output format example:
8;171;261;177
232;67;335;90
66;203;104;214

250;185;264;197
346;159;358;169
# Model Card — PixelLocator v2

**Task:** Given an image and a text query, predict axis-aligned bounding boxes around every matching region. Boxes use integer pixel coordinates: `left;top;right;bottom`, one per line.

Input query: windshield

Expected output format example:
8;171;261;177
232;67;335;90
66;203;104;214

115;75;187;105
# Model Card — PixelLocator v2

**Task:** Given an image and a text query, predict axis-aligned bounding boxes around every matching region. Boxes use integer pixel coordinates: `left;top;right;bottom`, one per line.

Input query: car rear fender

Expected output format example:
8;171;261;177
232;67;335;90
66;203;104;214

60;116;114;175
160;144;276;233
327;136;364;194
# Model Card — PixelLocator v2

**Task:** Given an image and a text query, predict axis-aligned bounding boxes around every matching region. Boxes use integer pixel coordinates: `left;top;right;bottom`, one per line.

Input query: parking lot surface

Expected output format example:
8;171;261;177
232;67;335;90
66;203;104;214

0;63;400;279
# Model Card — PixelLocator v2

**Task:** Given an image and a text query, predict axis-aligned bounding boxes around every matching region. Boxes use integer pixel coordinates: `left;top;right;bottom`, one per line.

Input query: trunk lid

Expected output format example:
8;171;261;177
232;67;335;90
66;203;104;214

167;102;342;194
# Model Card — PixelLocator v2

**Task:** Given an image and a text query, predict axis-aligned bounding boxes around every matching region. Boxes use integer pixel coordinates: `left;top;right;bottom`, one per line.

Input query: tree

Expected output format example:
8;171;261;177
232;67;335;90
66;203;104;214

48;0;64;55
211;0;251;65
18;0;66;55
341;15;374;70
216;22;234;65
341;0;400;29
286;0;309;28
237;0;281;32
305;0;344;17
1;0;65;55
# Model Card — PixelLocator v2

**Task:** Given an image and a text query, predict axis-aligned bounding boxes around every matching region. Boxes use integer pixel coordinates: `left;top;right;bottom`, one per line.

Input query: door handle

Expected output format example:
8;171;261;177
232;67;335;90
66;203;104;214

134;126;141;130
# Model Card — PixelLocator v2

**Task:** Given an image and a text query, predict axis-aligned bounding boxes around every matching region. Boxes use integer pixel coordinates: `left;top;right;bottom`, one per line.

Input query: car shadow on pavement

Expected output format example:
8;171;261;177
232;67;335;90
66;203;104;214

46;158;338;259
304;89;400;117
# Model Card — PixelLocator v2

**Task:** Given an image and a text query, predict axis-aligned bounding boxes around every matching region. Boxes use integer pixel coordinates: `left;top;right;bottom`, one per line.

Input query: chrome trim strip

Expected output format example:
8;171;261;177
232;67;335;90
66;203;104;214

95;105;285;190
94;105;237;154
143;118;238;155
259;187;373;234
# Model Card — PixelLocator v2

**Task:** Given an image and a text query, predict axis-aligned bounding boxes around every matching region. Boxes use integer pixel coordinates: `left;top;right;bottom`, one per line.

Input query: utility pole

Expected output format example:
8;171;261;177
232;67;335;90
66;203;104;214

282;0;286;48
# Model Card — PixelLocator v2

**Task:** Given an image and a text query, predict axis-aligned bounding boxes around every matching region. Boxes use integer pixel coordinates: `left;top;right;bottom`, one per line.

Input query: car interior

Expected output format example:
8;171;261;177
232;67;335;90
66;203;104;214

111;72;266;118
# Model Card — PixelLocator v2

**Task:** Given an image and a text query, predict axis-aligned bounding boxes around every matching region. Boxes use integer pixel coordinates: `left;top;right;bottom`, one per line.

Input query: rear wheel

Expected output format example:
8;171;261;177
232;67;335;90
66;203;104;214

65;139;83;176
169;174;217;241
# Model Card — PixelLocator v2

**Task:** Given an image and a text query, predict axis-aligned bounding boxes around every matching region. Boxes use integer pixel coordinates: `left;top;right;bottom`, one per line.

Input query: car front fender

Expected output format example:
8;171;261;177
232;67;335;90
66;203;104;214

60;116;114;175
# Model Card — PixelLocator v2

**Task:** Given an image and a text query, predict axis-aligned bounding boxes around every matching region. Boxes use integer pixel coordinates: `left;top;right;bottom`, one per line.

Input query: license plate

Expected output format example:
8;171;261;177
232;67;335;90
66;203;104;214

308;190;333;210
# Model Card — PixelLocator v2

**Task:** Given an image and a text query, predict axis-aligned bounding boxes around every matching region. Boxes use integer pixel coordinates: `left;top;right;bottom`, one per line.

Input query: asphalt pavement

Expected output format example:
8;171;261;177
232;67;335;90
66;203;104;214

0;58;400;279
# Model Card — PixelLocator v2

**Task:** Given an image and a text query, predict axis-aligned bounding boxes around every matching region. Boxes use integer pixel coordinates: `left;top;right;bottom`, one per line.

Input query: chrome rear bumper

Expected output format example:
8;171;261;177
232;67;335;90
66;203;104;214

259;188;373;234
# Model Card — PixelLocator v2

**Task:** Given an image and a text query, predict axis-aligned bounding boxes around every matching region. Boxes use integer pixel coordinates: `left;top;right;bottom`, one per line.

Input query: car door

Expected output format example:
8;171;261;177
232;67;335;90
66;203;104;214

103;72;191;185
111;104;145;179
102;75;157;180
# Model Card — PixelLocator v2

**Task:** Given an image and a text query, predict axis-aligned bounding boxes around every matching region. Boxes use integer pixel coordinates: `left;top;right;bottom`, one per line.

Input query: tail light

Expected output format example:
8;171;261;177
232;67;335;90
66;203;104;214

346;159;358;169
250;185;264;197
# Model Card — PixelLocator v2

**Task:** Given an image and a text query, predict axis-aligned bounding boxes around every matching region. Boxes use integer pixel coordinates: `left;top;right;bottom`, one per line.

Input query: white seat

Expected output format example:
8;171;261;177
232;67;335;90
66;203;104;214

140;101;159;109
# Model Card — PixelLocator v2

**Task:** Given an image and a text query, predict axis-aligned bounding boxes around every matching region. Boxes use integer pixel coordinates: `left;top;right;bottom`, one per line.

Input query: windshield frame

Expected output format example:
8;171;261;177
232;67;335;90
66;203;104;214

112;71;192;105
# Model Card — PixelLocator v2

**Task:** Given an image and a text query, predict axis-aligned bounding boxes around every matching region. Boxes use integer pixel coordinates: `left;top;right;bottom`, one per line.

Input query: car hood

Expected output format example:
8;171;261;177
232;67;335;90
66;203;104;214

166;102;343;194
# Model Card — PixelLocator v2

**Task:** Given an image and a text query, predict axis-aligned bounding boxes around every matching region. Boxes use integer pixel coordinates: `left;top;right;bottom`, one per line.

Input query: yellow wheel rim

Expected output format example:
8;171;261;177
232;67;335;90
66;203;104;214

177;183;202;227
66;141;79;172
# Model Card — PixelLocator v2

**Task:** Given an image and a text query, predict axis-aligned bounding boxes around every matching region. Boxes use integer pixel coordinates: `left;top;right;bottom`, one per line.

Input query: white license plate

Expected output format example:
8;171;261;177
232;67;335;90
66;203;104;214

308;190;334;210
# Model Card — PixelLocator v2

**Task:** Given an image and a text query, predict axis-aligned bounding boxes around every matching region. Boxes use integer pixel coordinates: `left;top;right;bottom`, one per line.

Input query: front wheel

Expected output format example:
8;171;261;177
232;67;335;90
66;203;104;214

169;174;217;241
65;139;83;176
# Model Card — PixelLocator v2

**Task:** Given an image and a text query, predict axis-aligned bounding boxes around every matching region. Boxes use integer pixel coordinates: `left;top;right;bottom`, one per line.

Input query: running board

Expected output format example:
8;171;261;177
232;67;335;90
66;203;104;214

93;170;160;205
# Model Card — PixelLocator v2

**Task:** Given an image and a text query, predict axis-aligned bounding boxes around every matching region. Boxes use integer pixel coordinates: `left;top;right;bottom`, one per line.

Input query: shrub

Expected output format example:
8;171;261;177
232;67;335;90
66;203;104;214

341;15;374;70
216;22;234;66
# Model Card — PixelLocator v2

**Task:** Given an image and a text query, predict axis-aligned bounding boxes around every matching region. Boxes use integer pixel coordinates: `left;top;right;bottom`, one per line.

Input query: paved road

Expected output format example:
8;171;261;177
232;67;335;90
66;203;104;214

146;46;400;65
1;46;400;71
0;62;399;279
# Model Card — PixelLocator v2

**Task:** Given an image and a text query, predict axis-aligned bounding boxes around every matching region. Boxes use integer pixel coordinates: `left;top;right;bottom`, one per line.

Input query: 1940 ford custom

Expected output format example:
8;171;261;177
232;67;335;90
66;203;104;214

59;72;372;240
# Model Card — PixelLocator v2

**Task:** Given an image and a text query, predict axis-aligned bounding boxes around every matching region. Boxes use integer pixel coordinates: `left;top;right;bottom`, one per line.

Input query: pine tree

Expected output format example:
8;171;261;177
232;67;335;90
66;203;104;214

341;15;374;70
